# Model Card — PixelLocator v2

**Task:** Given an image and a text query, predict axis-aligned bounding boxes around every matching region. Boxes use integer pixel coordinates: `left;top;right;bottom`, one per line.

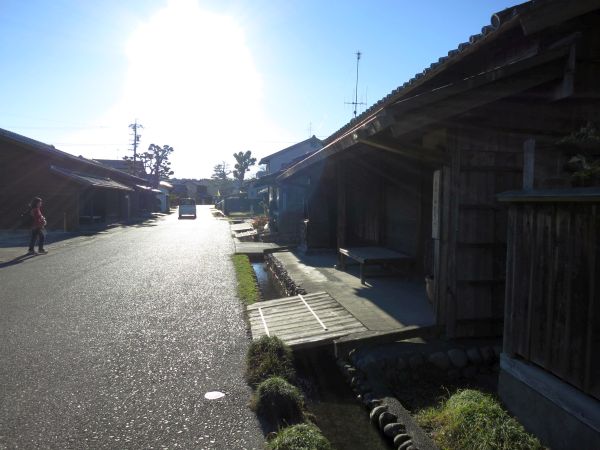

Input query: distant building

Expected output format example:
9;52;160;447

0;128;159;230
259;135;322;175
156;180;173;213
256;136;323;237
170;179;211;204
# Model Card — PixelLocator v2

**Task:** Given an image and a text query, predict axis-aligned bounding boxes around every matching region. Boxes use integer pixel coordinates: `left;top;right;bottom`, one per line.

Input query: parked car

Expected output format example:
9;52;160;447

178;198;196;219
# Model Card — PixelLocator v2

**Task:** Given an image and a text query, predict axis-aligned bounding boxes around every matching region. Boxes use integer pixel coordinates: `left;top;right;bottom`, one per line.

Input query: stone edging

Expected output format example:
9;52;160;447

264;253;306;296
336;344;503;450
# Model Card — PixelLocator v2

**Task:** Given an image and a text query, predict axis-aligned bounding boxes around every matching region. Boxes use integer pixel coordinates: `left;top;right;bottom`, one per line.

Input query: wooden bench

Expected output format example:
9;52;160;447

338;246;413;284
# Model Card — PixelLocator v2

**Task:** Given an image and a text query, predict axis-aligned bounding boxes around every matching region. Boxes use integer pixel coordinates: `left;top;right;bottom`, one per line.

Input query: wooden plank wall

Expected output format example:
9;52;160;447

344;158;381;246
504;202;599;401
0;143;81;230
450;128;523;336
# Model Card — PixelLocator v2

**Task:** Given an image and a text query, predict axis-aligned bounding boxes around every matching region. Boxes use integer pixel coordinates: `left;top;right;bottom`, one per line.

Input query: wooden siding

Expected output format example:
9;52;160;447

447;128;523;337
504;201;600;401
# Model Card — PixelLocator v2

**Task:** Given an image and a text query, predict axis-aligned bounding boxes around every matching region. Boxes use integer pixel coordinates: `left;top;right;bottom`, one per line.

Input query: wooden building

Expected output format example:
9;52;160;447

0;128;158;230
276;0;600;340
256;136;323;241
497;188;599;449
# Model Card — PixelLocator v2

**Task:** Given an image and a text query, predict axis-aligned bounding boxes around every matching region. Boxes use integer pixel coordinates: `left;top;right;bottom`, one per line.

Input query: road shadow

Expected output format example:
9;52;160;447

0;253;38;268
0;231;79;248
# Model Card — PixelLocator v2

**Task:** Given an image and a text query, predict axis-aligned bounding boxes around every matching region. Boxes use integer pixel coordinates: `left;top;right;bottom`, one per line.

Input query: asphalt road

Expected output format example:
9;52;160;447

0;207;264;449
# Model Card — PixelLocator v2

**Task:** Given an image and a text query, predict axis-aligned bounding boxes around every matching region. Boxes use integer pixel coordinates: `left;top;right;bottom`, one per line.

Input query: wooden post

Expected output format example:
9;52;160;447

523;138;535;191
432;169;442;319
378;175;386;246
337;161;347;250
446;134;461;338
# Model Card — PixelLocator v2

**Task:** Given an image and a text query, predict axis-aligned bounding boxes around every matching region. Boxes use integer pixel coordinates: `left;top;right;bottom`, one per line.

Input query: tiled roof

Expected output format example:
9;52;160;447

259;135;323;164
135;184;162;193
95;159;145;174
0;127;149;184
50;166;134;191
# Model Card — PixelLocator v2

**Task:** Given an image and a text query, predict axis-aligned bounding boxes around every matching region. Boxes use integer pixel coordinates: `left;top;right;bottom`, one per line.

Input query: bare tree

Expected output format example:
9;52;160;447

212;162;231;180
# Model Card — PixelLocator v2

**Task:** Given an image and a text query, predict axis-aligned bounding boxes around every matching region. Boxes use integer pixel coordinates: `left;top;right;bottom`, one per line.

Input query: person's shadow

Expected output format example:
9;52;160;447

0;253;37;269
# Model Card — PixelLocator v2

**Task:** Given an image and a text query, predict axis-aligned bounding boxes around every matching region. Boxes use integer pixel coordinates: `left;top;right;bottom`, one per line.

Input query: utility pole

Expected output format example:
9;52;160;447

345;51;366;119
128;121;143;176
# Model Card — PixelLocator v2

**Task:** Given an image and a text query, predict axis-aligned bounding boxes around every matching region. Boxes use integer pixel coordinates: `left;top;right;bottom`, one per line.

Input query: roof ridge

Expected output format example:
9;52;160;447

0;126;149;183
323;0;535;146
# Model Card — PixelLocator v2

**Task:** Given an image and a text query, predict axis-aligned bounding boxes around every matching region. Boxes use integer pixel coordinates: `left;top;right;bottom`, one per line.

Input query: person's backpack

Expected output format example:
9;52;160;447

20;207;33;228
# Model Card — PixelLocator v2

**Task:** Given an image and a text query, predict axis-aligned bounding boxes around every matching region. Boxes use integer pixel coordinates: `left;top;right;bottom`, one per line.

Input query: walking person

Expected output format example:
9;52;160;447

27;197;48;255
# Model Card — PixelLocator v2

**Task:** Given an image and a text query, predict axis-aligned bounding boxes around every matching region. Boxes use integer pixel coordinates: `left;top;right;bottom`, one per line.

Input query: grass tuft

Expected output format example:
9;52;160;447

253;376;305;428
231;254;260;305
246;335;296;388
267;423;333;450
416;389;542;450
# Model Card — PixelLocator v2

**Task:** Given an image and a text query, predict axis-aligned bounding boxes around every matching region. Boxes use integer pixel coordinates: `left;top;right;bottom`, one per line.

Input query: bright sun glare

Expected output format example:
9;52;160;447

67;0;286;178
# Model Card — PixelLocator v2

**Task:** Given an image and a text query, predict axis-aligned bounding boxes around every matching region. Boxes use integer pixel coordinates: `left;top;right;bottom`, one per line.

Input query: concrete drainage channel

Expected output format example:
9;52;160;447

251;257;391;449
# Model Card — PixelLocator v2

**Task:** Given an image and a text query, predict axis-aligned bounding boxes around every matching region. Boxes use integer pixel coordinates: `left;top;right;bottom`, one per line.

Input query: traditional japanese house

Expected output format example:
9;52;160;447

277;0;600;339
0;128;158;230
275;1;600;446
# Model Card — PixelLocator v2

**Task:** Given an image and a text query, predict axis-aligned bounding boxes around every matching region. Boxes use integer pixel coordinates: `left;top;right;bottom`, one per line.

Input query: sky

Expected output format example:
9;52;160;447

0;0;524;179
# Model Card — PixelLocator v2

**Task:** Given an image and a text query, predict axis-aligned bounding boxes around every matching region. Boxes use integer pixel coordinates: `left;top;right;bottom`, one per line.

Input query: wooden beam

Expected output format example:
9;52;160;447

519;0;600;35
390;62;566;139
552;44;576;101
357;138;446;165
388;44;572;117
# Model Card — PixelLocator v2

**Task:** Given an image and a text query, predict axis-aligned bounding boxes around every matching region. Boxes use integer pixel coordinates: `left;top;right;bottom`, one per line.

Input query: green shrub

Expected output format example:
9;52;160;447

246;335;295;387
267;423;333;450
416;389;542;450
253;376;304;427
231;254;260;305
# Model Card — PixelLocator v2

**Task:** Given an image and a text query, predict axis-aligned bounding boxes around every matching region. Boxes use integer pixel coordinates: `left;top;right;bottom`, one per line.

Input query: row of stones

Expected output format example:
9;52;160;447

264;254;307;296
354;345;503;380
337;358;419;450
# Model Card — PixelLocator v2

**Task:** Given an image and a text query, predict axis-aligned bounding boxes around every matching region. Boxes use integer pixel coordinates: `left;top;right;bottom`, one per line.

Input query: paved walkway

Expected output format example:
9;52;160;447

269;250;435;332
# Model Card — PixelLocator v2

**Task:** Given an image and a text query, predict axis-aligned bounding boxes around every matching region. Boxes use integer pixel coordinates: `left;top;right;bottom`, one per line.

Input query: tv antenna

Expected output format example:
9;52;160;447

345;51;366;119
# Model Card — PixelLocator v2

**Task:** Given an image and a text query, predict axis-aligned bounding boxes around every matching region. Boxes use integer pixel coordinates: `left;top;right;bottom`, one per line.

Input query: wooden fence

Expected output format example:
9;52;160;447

501;191;599;401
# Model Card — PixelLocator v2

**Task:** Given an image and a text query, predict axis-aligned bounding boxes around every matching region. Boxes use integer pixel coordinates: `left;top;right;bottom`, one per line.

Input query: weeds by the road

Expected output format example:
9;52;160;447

416;389;542;450
231;254;260;305
252;376;305;428
246;336;332;449
267;423;333;450
246;335;296;387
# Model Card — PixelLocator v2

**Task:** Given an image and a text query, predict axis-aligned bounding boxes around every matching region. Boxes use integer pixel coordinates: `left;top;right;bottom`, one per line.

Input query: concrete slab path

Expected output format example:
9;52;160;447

269;250;436;332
